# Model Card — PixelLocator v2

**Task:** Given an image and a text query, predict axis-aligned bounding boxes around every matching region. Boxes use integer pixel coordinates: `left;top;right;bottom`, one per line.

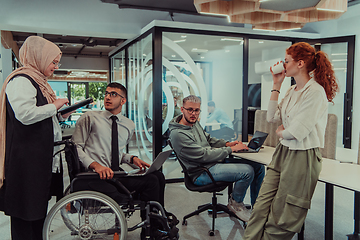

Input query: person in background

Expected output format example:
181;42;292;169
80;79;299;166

0;36;72;240
244;42;339;240
162;96;182;120
169;95;265;222
207;100;235;140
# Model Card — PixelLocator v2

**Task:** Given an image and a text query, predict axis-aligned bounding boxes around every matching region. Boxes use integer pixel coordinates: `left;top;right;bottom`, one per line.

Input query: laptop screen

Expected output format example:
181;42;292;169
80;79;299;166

248;131;268;150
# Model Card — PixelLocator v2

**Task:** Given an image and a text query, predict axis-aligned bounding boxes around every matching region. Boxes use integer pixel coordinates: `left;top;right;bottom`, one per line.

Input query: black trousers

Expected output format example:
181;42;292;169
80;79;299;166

11;216;45;240
73;170;166;214
118;170;166;207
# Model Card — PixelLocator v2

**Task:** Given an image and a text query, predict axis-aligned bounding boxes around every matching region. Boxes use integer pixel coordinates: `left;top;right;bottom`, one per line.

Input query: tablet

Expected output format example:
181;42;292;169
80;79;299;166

58;98;93;115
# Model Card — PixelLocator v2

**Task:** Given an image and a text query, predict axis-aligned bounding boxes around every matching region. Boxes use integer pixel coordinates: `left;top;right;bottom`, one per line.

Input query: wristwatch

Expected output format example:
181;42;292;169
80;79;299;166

130;155;138;164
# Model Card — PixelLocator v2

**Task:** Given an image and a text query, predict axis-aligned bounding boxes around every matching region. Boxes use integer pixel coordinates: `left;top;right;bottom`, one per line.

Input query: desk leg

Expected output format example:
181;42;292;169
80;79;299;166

298;224;304;240
325;183;334;240
347;191;360;240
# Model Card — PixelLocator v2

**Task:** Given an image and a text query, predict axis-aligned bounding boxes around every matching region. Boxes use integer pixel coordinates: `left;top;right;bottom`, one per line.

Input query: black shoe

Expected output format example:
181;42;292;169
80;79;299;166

165;211;180;228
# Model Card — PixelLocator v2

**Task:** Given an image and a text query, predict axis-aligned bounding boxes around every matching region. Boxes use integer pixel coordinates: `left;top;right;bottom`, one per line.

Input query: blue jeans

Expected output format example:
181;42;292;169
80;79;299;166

194;158;265;206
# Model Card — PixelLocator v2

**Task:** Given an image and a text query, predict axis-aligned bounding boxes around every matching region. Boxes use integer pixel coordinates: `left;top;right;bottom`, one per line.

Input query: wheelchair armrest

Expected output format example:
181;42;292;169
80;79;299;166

113;171;128;177
75;171;128;179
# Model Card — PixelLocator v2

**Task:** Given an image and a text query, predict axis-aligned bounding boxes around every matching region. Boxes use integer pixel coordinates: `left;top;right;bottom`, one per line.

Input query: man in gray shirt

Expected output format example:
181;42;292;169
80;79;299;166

72;82;166;216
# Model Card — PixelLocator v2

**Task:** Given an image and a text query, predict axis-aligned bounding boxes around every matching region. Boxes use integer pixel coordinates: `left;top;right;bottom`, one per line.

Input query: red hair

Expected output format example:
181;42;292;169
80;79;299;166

286;42;339;102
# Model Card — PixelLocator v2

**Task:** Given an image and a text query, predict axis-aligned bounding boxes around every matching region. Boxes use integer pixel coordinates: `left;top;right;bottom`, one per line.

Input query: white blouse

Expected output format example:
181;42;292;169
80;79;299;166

267;78;328;150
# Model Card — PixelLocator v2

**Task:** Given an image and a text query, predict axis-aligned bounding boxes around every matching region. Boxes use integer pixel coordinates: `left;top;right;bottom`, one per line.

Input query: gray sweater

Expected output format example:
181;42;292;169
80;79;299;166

168;115;232;181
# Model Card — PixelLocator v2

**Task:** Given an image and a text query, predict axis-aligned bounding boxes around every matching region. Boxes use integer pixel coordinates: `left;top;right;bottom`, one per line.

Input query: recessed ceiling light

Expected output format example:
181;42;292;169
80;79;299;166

201;56;205;59
258;41;264;44
221;38;243;42
317;8;345;12
253;28;275;32
332;59;347;62
171;55;176;58
225;50;230;53
191;48;208;53
173;39;186;43
275;27;302;31
331;53;347;56
181;35;187;38
200;12;231;23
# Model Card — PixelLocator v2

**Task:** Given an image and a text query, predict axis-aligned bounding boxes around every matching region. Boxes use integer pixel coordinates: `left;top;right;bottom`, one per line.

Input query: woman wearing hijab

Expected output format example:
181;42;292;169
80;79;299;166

0;36;71;240
244;42;338;240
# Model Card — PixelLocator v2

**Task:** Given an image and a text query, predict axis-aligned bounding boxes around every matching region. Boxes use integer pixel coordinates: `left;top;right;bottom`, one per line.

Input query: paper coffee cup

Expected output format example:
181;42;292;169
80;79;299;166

271;62;284;74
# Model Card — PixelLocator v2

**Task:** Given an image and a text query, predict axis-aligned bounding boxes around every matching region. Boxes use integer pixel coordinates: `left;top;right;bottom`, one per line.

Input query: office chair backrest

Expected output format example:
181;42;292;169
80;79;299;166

320;114;337;159
254;110;281;147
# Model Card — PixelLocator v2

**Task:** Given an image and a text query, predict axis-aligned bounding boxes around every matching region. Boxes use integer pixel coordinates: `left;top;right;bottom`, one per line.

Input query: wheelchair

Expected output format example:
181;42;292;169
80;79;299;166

43;139;179;240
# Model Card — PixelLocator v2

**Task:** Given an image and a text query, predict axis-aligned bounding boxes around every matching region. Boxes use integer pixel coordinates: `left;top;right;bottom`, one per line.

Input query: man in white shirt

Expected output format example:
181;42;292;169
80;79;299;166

72;82;166;214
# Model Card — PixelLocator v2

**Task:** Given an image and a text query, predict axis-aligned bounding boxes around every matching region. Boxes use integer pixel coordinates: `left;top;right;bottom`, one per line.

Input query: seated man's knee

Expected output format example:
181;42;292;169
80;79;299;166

152;170;166;186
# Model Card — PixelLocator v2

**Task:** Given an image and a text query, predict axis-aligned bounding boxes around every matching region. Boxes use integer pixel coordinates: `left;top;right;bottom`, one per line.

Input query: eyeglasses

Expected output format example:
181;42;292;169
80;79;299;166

183;107;201;114
52;61;61;68
104;91;125;98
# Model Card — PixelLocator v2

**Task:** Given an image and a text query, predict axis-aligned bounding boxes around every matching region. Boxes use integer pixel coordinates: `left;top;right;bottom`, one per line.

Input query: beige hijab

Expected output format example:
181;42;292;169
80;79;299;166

0;36;62;188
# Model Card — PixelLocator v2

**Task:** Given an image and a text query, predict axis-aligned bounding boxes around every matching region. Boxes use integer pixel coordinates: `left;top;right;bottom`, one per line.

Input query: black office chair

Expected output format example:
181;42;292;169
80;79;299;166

168;140;244;236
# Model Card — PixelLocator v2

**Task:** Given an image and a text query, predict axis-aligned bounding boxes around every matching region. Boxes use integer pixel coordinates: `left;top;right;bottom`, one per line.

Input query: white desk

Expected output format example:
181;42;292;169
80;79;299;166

232;146;360;240
205;122;221;131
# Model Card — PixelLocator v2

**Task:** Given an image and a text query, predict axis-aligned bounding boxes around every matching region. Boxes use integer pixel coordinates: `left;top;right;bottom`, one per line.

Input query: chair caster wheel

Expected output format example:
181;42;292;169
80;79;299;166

182;220;187;226
209;230;215;236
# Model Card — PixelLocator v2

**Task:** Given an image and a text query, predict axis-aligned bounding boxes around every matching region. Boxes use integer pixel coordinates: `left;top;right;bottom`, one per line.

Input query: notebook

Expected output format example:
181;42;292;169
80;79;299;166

235;131;269;153
126;150;173;176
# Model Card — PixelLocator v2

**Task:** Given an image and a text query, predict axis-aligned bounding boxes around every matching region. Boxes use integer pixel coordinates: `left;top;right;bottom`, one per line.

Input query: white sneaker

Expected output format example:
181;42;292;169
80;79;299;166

227;197;252;222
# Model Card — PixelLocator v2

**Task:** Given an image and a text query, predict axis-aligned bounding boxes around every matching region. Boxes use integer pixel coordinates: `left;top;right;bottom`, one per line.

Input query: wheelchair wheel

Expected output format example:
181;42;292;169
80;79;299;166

43;191;127;240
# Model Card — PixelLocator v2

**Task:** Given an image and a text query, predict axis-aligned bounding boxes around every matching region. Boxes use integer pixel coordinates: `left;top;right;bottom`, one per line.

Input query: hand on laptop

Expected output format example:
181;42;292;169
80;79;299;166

230;142;248;152
226;140;241;147
133;157;151;170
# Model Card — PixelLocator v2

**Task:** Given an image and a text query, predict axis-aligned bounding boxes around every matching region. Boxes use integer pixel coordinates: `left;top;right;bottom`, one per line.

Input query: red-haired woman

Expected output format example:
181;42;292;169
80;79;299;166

244;42;338;240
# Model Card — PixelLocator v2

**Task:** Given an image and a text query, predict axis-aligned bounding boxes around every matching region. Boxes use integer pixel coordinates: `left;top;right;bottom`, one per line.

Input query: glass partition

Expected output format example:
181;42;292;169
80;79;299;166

248;39;292;135
126;34;153;163
321;42;348;149
161;32;244;179
111;50;126;86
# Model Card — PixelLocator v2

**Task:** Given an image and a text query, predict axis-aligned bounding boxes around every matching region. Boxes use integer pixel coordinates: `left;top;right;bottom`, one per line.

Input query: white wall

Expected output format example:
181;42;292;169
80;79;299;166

61;56;108;71
206;45;243;121
0;45;12;84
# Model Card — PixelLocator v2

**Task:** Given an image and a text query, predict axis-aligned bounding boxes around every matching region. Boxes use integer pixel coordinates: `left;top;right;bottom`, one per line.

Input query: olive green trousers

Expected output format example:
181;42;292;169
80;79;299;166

244;144;322;240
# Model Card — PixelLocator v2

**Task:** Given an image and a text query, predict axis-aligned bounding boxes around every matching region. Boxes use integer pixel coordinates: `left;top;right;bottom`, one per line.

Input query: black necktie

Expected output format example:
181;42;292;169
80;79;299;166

110;115;120;171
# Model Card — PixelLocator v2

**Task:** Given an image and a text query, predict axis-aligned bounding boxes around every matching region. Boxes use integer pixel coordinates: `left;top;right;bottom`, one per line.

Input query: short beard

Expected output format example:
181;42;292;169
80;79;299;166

183;114;196;124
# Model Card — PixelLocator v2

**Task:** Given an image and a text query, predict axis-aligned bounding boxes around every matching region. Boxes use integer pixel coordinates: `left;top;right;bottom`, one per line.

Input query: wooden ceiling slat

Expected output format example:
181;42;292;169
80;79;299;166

194;0;347;30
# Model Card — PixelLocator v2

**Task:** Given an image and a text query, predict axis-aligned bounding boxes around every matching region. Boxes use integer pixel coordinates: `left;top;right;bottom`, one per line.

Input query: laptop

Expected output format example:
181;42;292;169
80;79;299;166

235;131;269;153
126;150;173;176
